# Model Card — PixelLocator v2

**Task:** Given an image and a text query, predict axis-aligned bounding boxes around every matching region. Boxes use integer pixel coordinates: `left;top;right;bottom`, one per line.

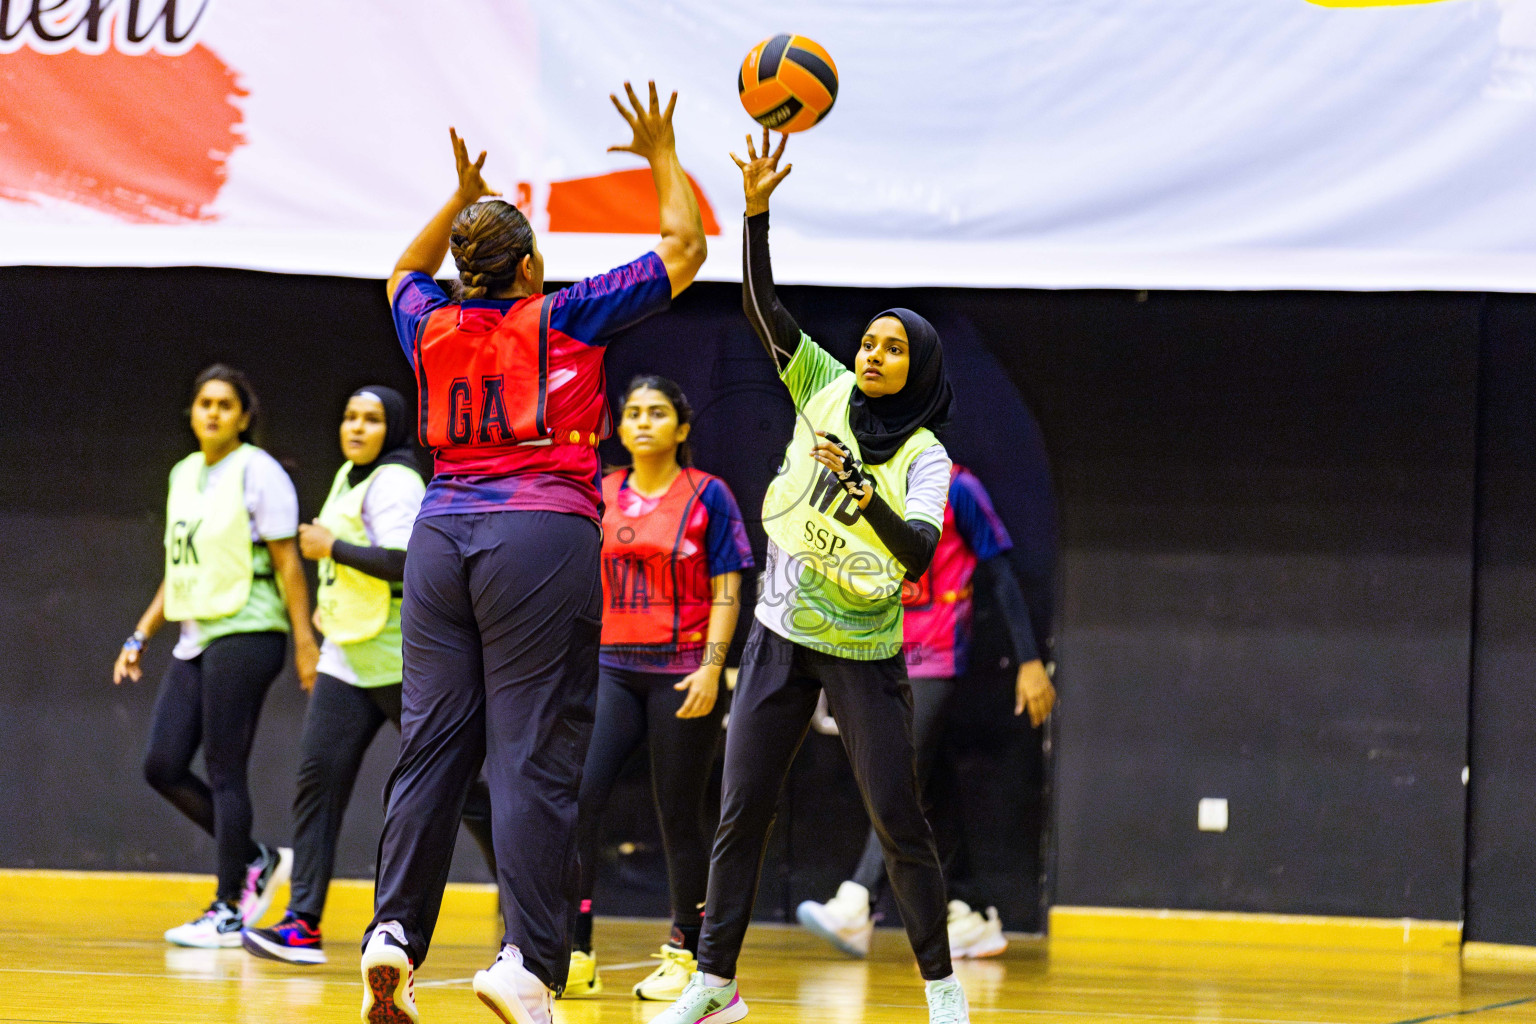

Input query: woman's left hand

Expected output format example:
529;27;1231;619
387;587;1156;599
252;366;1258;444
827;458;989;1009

1014;658;1056;726
809;432;873;506
298;521;335;561
674;664;721;719
609;80;678;164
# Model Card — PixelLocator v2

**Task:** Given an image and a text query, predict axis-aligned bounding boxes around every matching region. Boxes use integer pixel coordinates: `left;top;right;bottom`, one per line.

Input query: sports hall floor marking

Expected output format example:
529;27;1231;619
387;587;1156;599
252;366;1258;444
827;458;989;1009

1387;996;1536;1024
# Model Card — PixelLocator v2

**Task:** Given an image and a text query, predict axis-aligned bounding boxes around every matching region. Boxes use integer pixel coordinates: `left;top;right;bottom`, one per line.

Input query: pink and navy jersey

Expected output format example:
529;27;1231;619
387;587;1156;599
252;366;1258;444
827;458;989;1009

901;466;1013;679
599;469;755;675
391;252;672;522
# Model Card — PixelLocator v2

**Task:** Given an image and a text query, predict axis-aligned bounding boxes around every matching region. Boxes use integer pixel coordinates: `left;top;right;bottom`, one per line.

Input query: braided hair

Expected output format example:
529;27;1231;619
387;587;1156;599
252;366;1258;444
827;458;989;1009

450;200;535;300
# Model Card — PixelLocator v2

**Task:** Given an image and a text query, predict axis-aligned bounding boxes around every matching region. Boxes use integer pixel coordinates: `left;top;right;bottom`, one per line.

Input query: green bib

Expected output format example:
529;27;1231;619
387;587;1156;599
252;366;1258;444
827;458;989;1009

317;463;401;643
316;462;418;688
761;369;938;655
164;445;256;622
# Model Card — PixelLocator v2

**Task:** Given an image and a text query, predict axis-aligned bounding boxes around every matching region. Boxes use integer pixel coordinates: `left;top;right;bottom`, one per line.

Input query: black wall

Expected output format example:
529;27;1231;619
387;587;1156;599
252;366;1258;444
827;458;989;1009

1;266;1532;938
1465;296;1536;944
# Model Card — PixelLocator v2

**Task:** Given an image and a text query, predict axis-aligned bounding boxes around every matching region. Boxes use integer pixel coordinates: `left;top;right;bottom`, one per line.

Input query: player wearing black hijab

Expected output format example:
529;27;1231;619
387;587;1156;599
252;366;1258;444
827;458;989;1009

651;132;971;1024
242;387;496;965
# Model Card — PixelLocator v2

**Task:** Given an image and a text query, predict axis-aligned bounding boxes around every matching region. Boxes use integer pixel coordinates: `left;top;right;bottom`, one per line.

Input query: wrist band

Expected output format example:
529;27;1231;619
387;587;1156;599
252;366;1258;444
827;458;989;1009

123;630;146;653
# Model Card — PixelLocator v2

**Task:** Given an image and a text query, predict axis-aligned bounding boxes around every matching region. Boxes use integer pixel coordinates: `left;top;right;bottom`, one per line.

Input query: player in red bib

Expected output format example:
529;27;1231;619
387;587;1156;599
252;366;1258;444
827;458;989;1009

360;83;708;1024
564;376;752;1001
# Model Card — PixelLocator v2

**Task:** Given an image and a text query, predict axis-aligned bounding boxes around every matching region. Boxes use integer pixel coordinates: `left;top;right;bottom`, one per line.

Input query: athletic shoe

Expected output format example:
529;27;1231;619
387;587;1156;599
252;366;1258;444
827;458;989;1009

165;900;244;948
946;901;1008;959
243;913;327;965
647;972;748;1024
634;943;697;1001
926;976;970;1024
473;944;552;1024
561;949;601;998
238;844;293;926
795;880;873;958
360;922;418;1024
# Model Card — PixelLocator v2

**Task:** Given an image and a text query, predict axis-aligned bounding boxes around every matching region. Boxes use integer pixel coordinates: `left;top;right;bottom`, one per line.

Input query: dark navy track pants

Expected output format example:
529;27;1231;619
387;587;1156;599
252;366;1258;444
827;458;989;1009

287;673;496;922
367;511;602;993
696;620;953;982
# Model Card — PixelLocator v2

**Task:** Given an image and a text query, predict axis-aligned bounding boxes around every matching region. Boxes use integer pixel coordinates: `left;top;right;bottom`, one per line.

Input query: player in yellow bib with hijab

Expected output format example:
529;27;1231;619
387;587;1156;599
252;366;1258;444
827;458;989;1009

113;365;319;949
242;386;496;965
652;131;970;1024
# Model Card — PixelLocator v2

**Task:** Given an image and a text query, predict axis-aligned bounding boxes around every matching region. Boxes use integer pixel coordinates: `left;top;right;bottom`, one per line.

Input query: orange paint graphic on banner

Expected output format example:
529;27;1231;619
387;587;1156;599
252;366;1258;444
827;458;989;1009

547;169;721;235
0;45;246;223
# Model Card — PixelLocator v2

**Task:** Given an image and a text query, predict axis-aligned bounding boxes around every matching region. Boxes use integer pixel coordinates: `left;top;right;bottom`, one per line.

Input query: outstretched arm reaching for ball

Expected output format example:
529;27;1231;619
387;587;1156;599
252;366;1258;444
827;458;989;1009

734;130;801;372
610;81;708;298
386;128;501;302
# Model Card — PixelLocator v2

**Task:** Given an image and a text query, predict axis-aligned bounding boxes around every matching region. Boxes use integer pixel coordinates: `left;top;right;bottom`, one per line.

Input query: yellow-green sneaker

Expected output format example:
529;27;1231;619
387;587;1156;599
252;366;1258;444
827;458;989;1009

633;943;697;1001
562;949;602;998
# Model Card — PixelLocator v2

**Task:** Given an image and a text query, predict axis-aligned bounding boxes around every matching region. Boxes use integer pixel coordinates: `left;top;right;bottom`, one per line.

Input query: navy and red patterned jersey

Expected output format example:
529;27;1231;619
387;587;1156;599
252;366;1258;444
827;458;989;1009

391;252;671;521
599;468;754;675
901;466;1013;678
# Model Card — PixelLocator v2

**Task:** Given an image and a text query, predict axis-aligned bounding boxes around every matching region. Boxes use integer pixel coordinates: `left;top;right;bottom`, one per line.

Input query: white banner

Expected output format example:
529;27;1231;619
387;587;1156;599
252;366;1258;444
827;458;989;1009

4;0;1536;290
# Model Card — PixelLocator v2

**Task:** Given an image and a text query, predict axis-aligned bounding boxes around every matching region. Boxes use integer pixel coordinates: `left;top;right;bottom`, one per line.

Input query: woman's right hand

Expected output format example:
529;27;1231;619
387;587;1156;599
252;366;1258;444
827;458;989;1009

731;128;791;217
449;127;500;204
113;645;143;685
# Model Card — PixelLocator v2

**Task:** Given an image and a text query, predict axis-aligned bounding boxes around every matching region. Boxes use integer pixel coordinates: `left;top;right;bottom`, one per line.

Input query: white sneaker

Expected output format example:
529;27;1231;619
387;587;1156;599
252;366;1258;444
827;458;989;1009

360;923;418;1024
946;901;1008;959
648;972;748;1024
473;945;552;1024
238;844;293;926
795;880;873;958
926;976;970;1024
634;943;697;1001
165;900;243;948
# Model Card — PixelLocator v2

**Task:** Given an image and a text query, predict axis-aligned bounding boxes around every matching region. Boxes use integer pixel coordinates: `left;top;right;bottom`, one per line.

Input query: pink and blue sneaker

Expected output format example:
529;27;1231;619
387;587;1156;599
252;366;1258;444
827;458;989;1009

243;912;326;965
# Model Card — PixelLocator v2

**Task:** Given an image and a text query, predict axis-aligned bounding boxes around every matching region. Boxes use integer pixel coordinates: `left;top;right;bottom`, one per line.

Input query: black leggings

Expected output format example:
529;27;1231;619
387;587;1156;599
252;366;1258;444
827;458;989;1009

697;621;951;982
850;677;955;903
142;631;288;902
574;665;724;947
287;673;496;921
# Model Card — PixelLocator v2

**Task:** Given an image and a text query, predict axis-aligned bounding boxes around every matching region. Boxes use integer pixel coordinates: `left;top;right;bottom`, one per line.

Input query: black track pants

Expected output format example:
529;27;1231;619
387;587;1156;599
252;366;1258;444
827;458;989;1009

368;511;601;993
286;673;495;921
850;676;956;903
696;620;952;982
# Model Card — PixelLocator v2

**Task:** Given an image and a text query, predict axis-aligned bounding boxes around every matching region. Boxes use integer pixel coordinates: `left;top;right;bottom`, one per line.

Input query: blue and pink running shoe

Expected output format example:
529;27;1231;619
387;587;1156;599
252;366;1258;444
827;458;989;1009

243;913;326;965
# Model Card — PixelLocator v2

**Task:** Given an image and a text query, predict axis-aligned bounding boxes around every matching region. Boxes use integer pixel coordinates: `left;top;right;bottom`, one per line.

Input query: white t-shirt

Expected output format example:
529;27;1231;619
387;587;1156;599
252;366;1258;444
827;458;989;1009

316;466;425;684
172;449;300;660
756;444;953;643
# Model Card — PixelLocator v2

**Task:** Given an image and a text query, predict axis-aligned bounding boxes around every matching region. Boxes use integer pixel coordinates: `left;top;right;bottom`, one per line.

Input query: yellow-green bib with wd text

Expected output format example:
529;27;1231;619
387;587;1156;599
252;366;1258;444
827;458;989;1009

761;369;937;656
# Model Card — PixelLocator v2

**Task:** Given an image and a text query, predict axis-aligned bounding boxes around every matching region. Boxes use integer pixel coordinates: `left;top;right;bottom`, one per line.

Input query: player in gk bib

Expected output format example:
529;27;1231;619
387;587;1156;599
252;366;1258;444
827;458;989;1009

360;82;708;1024
112;365;317;950
650;130;969;1024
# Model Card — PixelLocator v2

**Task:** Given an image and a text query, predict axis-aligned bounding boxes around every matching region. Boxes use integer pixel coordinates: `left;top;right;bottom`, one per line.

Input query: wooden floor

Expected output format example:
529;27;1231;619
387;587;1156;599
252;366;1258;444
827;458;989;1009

3;871;1536;1024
